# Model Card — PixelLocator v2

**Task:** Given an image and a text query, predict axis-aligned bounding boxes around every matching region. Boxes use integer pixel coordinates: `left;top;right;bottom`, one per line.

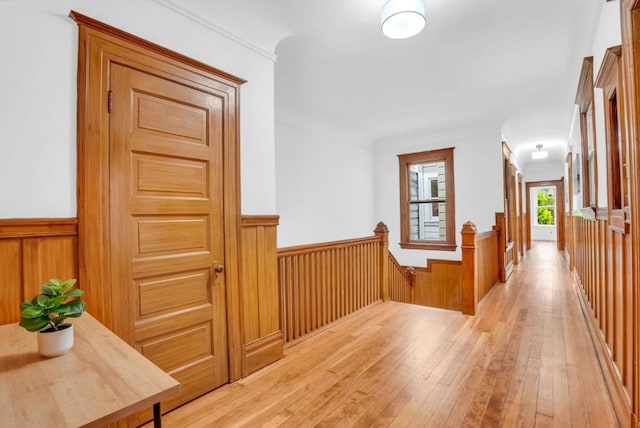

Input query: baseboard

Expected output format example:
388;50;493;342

243;331;284;376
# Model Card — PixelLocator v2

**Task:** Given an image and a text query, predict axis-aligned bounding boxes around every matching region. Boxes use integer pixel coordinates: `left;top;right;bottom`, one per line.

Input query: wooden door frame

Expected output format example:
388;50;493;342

525;179;565;251
621;1;640;424
70;11;246;381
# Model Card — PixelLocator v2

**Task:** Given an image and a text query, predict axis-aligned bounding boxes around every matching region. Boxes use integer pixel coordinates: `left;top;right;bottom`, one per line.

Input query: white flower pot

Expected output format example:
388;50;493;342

37;324;74;357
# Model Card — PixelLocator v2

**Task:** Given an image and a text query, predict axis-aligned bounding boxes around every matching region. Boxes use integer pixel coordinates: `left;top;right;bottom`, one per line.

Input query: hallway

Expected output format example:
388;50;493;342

156;241;618;427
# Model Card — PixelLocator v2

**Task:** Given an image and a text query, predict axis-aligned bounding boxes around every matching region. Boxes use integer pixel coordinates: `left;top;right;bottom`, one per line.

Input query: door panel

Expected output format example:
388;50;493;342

110;63;228;410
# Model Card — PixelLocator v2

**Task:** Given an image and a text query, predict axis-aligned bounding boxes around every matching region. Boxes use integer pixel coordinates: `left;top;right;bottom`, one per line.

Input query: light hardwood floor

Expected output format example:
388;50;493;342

153;242;618;427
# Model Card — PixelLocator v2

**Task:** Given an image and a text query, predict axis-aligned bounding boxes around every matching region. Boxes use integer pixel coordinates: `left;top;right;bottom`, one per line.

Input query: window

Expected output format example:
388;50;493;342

398;147;455;250
536;187;555;226
596;45;628;225
575;56;598;208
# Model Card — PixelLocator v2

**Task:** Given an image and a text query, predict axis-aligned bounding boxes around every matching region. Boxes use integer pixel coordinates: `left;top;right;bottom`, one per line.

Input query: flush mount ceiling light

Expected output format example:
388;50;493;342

531;144;548;160
381;0;426;39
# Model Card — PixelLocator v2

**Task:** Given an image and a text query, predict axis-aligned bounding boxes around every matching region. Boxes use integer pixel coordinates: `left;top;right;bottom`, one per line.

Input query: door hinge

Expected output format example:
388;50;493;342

107;90;113;113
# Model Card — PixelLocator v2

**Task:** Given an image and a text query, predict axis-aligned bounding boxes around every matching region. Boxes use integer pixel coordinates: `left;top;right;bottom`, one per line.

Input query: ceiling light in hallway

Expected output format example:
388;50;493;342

381;0;426;39
531;144;548;160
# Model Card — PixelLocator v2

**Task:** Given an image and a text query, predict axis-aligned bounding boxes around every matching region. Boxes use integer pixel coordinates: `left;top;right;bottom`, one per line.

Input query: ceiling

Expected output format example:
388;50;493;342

177;0;602;168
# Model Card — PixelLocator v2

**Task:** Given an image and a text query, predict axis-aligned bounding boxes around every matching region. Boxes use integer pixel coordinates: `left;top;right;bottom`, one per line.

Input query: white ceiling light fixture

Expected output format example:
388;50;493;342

381;0;426;40
531;144;548;160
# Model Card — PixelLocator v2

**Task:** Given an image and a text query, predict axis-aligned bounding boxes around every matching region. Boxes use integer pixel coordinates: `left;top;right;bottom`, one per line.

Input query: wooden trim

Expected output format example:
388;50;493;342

277;235;379;256
243;332;284;376
241;215;280;227
0;218;77;238
576;56;598;208
240;215;282;376
413;259;462;272
621;3;640;421
69;11;246;85
399;242;457;251
597;45;628;225
596;46;623;88
477;229;499;240
73;12;244;392
398;147;456;251
525;179;565;251
576;57;595;109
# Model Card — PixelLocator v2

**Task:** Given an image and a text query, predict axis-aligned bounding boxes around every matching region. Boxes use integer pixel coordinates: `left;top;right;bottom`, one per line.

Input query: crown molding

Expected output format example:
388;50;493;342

153;0;278;62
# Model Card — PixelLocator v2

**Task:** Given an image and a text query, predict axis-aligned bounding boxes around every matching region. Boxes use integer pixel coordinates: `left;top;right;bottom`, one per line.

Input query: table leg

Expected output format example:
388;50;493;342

153;403;162;428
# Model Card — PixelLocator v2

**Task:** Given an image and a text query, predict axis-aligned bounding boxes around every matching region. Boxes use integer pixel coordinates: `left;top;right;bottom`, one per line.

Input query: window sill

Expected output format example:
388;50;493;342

399;242;457;251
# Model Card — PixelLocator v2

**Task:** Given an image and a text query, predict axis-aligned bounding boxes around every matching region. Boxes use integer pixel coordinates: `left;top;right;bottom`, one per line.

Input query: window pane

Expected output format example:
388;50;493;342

408;161;446;201
399;147;455;250
537;208;555;225
410;202;446;240
536;188;554;207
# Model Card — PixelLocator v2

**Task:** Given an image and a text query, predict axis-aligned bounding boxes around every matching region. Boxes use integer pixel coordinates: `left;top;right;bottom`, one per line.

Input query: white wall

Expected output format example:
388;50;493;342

275;121;376;247
524;161;565;183
374;127;503;267
0;0;277;218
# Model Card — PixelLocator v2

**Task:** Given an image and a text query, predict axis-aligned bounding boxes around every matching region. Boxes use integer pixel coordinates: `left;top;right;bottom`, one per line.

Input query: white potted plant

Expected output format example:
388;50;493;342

19;278;87;357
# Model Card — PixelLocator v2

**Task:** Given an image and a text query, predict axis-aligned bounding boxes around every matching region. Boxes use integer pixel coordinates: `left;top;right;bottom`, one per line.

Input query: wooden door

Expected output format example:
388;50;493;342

110;63;228;409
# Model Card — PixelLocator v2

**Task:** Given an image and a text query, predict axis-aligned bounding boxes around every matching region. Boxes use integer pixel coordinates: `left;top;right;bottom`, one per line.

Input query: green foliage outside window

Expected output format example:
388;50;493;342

536;188;555;225
537;208;554;225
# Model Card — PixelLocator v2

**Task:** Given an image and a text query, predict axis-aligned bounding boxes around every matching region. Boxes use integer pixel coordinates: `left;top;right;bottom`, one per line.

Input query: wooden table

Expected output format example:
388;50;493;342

0;313;180;427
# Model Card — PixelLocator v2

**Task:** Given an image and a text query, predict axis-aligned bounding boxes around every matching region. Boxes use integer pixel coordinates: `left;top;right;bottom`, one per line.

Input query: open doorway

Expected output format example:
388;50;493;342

525;179;565;251
530;186;557;241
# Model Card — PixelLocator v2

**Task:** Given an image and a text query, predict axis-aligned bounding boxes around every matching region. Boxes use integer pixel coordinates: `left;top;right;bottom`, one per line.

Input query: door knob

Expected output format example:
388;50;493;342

215;264;224;273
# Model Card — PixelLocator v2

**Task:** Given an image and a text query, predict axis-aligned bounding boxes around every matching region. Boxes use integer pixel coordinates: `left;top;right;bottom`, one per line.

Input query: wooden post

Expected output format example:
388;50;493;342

374;222;390;301
461;221;478;315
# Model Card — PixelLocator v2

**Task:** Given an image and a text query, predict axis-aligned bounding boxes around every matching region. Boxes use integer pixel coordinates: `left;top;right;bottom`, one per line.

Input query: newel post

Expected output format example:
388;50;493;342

461;221;478;315
374;222;390;301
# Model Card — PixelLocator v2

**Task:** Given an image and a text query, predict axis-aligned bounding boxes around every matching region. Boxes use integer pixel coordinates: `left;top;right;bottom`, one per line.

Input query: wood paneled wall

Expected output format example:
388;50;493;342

572;210;633;424
620;5;640;424
240;216;283;376
277;232;382;345
476;229;500;303
412;260;462;311
0;219;78;325
386;221;502;315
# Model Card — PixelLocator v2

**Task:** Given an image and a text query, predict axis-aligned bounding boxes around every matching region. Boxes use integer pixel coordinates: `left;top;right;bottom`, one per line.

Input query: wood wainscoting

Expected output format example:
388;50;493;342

387;253;461;312
412;260;462;311
0;218;78;325
387;221;503;316
240;216;283;376
572;208;633;426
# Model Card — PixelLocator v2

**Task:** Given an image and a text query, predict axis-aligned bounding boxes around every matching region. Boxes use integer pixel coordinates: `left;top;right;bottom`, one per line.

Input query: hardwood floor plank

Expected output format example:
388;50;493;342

148;242;618;428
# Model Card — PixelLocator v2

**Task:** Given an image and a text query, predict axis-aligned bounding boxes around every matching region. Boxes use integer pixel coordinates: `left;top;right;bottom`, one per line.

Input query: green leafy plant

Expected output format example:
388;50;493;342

19;279;87;332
